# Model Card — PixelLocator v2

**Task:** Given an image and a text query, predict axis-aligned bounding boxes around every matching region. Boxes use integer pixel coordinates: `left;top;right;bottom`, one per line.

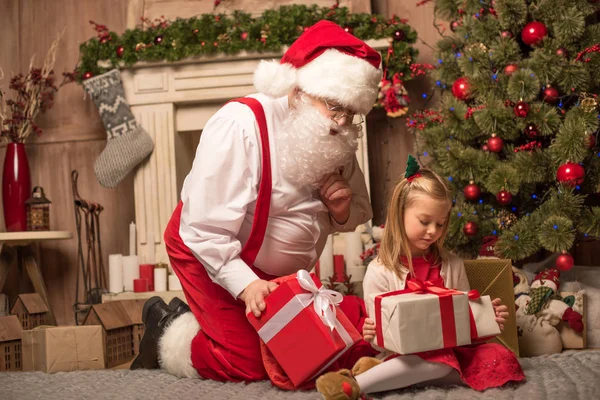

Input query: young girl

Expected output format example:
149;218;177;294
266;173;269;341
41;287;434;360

316;161;525;399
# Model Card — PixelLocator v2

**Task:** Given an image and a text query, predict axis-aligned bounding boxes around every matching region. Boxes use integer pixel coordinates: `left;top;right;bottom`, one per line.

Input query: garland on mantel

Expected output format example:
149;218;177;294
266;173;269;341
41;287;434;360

75;4;426;116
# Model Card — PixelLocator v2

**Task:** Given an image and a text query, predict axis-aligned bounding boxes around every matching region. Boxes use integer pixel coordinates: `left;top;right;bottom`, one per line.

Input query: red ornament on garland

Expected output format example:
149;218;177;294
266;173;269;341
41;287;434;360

463;221;478;236
487;134;504;153
514;101;530;118
82;71;94;80
116;46;125;58
521;21;548;46
452;77;471;101
557;161;585;187
154;35;164;45
240;32;248;41
504;64;518;75
542;86;559;104
100;36;110;44
525;123;539;138
464;181;481;201
496;190;512;205
556;252;574;271
393;30;406;41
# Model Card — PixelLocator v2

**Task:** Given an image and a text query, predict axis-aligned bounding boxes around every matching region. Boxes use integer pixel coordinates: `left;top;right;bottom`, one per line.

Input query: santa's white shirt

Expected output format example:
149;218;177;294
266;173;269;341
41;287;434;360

179;93;372;298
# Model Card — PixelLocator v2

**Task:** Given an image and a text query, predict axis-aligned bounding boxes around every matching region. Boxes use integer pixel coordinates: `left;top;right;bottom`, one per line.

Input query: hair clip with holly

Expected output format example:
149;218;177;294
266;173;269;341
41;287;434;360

405;155;422;182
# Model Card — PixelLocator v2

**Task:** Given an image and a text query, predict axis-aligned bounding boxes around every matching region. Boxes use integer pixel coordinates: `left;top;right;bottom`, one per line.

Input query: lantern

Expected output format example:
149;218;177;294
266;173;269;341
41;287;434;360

25;186;51;231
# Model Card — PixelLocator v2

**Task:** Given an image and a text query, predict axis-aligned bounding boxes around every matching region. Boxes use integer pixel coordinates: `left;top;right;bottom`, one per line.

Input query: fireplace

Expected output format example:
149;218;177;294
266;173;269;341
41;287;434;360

120;39;388;265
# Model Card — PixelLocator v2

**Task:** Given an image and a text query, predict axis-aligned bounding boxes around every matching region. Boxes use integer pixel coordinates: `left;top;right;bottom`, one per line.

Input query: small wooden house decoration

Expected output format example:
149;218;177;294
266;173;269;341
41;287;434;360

25;186;51;231
10;293;49;330
83;302;134;368
0;315;24;371
120;300;145;356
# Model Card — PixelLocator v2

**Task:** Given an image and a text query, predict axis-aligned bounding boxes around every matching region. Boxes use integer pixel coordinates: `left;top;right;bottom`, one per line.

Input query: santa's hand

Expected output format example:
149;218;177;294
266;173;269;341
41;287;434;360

239;279;279;318
363;318;376;341
319;171;352;225
492;298;509;331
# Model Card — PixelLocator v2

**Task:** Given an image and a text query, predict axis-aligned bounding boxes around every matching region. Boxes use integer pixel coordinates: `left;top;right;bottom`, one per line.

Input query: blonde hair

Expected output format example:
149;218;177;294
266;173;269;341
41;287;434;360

378;168;453;279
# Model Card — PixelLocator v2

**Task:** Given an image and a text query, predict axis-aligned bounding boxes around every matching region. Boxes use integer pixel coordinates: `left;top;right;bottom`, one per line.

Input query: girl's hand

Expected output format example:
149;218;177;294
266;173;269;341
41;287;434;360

492;298;509;331
363;318;376;341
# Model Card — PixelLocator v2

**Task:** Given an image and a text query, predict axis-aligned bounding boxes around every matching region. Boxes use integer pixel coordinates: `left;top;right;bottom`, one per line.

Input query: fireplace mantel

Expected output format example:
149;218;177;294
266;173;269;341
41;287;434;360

121;39;389;265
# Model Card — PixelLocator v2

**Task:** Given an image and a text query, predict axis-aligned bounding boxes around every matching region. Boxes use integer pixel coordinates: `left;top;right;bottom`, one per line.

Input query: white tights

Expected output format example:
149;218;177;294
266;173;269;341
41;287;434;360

354;355;462;394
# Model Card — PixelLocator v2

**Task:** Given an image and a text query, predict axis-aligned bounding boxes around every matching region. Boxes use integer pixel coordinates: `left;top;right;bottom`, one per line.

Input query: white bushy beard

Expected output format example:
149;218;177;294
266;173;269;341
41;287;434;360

276;94;361;189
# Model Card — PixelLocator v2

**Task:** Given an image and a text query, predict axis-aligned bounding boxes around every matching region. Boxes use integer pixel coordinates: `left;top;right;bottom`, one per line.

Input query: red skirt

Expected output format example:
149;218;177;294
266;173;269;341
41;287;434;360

411;343;525;391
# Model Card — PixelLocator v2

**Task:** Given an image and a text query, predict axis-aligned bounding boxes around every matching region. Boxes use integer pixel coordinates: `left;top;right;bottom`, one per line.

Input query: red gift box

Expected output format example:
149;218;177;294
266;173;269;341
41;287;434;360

247;270;361;386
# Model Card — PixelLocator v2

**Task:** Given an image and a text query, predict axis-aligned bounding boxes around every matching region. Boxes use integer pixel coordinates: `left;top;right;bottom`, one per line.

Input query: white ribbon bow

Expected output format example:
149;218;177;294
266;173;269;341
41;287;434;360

296;270;343;331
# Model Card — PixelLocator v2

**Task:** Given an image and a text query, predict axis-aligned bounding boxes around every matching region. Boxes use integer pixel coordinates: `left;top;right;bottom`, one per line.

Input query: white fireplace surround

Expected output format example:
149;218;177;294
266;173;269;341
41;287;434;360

120;39;388;265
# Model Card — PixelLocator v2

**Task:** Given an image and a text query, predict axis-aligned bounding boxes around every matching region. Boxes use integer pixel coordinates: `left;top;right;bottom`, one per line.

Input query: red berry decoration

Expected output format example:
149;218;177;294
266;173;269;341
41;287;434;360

82;71;94;80
542;86;559;104
504;64;518;75
501;31;513;38
556;161;585;187
556;47;569;58
452;77;471;101
464;181;481;201
521;21;548;46
463;221;478;237
556;252;574;271
496;190;513;205
116;46;125;58
487;134;504;153
450;20;462;32
154;35;164;45
514;101;530;118
525;123;539;138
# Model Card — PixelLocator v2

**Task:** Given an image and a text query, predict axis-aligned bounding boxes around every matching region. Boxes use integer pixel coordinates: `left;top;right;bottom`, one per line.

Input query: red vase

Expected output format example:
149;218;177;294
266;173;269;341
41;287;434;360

2;143;31;231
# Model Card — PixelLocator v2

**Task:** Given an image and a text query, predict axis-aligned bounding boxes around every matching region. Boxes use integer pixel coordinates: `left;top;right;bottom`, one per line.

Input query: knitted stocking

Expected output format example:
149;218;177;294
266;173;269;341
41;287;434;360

83;69;154;188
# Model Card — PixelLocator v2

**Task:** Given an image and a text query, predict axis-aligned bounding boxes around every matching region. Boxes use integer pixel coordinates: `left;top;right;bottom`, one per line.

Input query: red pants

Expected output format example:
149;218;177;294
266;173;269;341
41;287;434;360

165;202;375;384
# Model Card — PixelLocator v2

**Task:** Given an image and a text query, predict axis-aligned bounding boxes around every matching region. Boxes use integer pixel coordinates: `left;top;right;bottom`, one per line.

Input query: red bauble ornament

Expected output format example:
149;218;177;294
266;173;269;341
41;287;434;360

542;86;559;104
450;20;462;32
521;21;548;46
496;190;512;205
154;35;164;45
504;64;518;75
514;101;530;118
463;221;478;236
487;134;504;153
452;77;471;101
82;71;94;80
556;161;585;187
586;134;596;149
501;31;513;38
556;252;574;271
100;36;110;44
464;181;481;201
525;123;539;138
344;26;354;34
393;30;406;41
116;46;125;58
240;32;248;41
556;47;569;58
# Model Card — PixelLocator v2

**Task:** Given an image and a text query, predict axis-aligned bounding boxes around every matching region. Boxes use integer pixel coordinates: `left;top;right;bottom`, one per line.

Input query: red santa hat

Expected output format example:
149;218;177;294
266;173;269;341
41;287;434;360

533;268;561;291
253;20;382;115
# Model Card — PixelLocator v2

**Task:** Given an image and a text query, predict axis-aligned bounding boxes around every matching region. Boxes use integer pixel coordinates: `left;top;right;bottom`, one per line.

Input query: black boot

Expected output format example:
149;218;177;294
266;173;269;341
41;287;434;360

168;297;191;314
130;296;182;370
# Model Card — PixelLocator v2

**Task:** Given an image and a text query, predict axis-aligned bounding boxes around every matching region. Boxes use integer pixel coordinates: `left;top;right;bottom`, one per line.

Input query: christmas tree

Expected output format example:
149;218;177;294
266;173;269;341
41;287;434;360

411;0;600;269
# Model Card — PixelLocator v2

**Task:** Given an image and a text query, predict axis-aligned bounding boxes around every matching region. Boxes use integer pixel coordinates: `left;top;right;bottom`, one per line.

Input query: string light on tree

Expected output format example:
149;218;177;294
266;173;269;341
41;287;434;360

487;133;504;152
557;161;585;187
464;181;481;201
521;21;548;46
556;252;574;271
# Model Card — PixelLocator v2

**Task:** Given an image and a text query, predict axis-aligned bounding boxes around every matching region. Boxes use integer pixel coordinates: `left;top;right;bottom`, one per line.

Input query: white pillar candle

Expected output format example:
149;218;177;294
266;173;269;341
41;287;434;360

168;273;182;291
343;231;364;268
108;254;124;293
146;231;156;264
122;255;140;291
318;234;334;281
154;267;167;292
129;222;136;256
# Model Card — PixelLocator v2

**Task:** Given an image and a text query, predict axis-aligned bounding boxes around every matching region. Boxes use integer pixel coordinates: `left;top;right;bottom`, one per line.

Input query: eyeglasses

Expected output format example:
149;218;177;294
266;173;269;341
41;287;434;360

323;99;365;126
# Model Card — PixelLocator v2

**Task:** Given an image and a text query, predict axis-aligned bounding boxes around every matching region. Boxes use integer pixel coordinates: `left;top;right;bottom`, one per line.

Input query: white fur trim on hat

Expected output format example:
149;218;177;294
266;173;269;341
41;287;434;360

253;60;297;98
296;49;382;115
158;312;200;378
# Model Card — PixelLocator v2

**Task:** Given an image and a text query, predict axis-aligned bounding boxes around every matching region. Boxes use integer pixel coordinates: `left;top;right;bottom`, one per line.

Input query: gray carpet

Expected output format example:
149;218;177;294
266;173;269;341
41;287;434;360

1;350;598;400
